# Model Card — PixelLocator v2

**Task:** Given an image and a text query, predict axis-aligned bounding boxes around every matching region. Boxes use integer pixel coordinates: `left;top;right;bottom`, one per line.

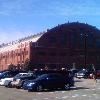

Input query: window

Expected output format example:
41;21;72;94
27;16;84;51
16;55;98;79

80;31;94;48
50;52;56;56
96;39;100;47
59;33;67;45
87;33;94;47
71;33;77;48
60;53;67;56
80;33;84;47
35;52;46;56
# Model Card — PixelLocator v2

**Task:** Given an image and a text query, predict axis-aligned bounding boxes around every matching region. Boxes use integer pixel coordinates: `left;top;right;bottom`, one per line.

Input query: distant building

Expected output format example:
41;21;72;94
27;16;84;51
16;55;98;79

0;33;43;70
0;22;100;70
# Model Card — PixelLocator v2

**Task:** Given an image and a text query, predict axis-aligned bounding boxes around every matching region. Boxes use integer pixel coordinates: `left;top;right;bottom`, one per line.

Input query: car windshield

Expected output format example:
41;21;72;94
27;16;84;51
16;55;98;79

35;74;48;80
0;71;10;78
78;70;87;73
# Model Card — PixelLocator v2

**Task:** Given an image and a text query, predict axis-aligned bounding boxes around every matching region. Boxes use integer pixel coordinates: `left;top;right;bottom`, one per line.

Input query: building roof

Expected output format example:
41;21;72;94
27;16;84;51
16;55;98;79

0;33;44;53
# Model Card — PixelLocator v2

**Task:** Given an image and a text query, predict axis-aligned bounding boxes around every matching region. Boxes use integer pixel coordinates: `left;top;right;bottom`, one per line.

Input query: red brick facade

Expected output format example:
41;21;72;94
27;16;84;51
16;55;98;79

0;33;42;70
0;22;100;70
0;42;30;70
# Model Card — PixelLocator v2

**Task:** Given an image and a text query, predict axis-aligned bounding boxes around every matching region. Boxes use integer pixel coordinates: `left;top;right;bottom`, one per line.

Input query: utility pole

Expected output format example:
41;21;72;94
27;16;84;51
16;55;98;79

84;33;87;68
84;33;88;69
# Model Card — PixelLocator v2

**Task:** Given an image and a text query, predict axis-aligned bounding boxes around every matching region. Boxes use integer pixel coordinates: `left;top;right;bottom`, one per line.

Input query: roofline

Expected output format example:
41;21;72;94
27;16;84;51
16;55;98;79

0;32;44;48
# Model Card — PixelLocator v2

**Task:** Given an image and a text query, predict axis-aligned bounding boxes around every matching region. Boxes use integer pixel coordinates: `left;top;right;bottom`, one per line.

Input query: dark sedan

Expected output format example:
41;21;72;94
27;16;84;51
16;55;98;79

23;73;74;92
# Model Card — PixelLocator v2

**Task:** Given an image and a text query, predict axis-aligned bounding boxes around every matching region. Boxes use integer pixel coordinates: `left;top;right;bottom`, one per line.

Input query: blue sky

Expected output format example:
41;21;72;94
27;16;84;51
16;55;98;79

0;0;100;44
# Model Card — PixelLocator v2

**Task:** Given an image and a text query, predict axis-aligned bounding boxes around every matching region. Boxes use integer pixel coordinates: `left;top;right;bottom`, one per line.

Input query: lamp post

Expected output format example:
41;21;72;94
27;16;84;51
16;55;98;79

84;33;87;68
84;33;88;69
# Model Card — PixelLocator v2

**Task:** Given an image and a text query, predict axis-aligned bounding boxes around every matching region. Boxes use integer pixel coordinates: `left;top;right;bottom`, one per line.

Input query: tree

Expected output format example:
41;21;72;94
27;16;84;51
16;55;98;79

8;63;15;71
23;59;33;71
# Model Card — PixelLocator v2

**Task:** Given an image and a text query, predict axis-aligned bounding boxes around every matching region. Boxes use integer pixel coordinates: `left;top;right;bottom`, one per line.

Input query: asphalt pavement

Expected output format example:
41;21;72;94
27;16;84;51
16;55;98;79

0;78;100;100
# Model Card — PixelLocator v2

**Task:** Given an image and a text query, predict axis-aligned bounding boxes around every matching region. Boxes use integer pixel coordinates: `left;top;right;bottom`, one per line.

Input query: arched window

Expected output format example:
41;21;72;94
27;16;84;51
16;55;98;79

59;33;67;45
87;33;94;47
71;33;77;48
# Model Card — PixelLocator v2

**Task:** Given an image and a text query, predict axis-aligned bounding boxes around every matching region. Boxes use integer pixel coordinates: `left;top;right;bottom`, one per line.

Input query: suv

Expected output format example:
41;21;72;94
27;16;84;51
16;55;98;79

76;69;92;79
23;70;74;91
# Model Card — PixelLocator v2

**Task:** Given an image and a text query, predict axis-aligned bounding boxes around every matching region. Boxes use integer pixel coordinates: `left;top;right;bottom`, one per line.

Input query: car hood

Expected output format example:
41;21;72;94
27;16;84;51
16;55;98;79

1;77;13;81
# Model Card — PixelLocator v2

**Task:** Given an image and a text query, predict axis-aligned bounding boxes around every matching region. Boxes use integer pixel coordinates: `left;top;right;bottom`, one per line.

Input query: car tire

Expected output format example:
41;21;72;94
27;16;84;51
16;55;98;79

8;83;12;88
28;89;33;92
16;86;21;89
64;84;70;90
36;85;43;92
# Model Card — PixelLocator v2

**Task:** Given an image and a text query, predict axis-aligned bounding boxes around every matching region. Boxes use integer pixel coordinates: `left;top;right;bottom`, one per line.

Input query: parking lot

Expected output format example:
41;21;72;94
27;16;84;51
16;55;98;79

0;78;100;100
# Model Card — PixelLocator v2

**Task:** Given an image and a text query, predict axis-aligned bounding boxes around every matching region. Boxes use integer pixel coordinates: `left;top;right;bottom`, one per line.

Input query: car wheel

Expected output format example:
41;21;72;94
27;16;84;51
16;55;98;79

8;82;12;88
36;85;43;92
16;86;21;89
28;89;33;92
64;84;70;90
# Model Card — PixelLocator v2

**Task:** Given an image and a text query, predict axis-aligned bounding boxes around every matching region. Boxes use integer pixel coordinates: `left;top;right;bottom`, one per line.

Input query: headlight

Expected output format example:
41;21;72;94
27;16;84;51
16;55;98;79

28;82;35;86
80;73;84;75
16;79;21;81
16;79;21;83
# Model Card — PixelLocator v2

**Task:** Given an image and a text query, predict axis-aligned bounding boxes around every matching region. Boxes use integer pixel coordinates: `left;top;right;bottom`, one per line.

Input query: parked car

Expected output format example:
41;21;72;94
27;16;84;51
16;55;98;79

0;70;20;85
4;72;29;87
70;69;79;77
10;72;34;88
0;70;8;75
76;69;92;79
96;70;100;78
23;70;74;90
23;73;74;92
16;70;71;89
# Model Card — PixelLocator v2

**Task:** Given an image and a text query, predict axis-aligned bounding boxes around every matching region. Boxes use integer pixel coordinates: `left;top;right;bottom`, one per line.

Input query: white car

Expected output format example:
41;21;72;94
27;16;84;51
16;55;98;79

0;77;13;85
0;73;30;86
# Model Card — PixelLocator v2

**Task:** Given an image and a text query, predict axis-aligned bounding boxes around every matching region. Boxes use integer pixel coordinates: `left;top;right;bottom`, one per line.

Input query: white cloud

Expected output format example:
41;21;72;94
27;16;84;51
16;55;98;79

0;30;34;44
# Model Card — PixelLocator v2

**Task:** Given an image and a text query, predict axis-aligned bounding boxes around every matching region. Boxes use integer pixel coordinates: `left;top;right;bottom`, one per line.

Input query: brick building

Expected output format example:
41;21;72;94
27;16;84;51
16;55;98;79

0;33;43;70
0;22;100;70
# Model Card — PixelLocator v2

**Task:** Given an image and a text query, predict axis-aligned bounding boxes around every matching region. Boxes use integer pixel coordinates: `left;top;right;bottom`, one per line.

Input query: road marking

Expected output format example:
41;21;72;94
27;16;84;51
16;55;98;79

55;97;60;99
49;92;54;94
92;89;95;90
61;91;66;93
73;90;78;91
85;89;90;91
82;94;87;97
72;94;79;98
72;96;77;98
92;94;97;96
62;96;68;99
37;93;42;94
44;98;48;99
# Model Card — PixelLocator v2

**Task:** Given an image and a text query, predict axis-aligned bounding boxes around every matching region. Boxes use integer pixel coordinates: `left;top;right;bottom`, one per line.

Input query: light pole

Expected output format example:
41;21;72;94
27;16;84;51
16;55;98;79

84;32;89;69
84;33;87;69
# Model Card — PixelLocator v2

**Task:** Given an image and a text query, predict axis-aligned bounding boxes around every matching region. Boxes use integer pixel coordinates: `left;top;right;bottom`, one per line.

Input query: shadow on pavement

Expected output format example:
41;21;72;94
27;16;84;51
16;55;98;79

37;86;90;92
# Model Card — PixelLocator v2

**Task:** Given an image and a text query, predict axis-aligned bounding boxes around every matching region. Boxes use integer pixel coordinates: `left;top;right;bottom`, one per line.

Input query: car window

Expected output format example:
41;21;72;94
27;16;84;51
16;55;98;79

36;74;48;80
